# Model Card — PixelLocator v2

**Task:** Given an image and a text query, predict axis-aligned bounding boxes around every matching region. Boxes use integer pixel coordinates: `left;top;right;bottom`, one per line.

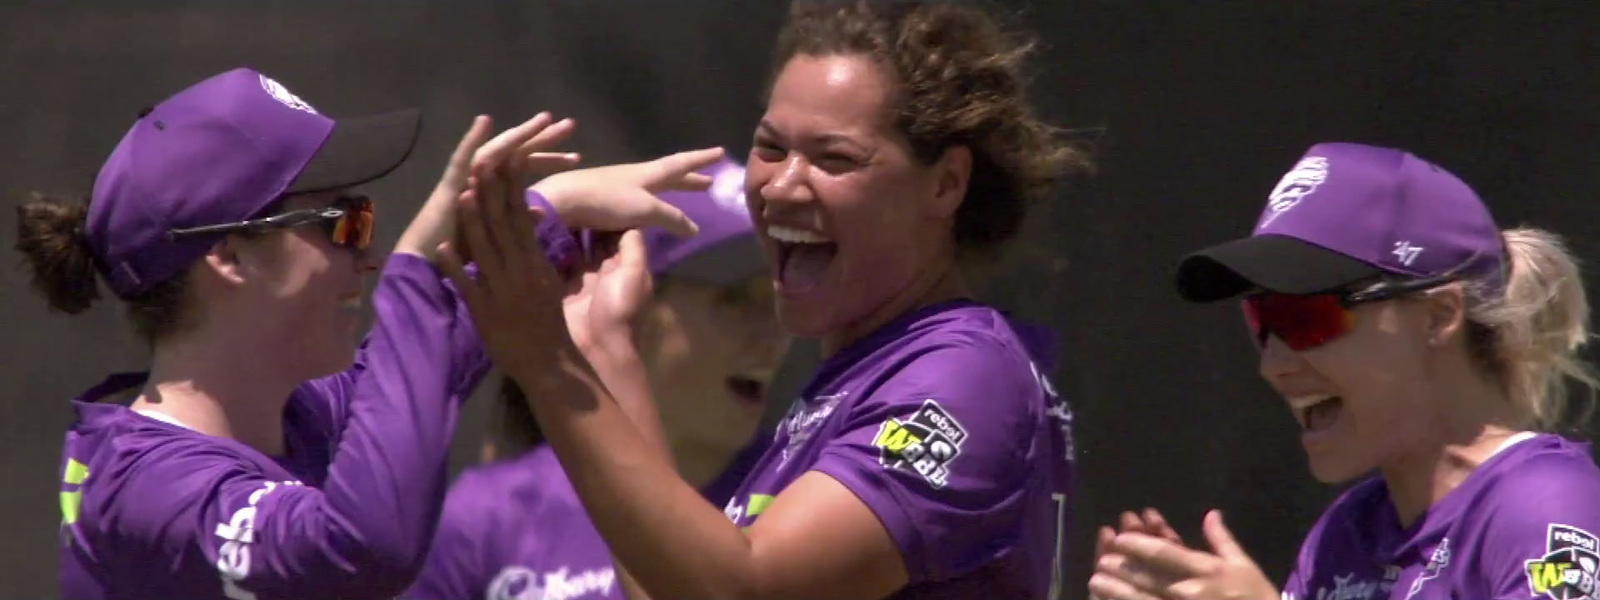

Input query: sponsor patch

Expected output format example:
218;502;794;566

487;565;616;600
871;399;967;488
1526;524;1599;600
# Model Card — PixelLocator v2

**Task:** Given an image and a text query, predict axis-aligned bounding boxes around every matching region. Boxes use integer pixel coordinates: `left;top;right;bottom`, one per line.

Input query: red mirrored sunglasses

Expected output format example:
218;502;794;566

168;194;375;250
1241;274;1456;351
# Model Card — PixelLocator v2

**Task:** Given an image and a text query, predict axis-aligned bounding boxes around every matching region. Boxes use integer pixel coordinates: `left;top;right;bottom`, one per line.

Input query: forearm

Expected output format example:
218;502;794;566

512;352;760;600
394;182;458;259
577;337;671;460
576;338;673;600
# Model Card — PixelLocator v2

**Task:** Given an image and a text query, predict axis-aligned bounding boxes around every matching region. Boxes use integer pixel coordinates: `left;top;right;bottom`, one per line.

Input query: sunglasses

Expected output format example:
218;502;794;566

1241;274;1456;351
167;195;375;250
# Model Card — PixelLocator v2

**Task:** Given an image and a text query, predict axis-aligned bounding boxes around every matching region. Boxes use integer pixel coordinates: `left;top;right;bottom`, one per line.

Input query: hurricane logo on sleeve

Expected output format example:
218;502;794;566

1405;538;1450;599
871;399;968;488
1525;524;1599;600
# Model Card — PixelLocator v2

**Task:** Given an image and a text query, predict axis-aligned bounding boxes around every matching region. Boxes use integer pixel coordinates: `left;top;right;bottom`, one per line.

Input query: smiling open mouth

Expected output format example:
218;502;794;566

1295;395;1344;433
768;225;836;293
725;375;766;405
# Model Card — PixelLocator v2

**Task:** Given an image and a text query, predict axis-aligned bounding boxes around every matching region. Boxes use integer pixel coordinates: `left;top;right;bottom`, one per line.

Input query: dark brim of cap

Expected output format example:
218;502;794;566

1174;234;1381;302
287;108;422;194
663;235;768;286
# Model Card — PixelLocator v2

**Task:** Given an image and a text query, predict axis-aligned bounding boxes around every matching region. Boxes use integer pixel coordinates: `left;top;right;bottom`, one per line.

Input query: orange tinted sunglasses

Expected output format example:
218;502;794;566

1241;274;1455;351
168;194;374;250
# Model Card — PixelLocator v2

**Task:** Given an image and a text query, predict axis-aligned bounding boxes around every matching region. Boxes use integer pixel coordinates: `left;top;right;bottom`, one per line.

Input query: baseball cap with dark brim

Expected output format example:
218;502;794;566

642;158;767;285
88;67;420;298
1175;142;1506;304
284;108;421;194
1176;235;1382;302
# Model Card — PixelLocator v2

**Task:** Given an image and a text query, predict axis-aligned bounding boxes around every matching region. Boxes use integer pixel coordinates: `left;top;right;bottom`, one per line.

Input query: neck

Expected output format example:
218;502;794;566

131;330;299;456
822;254;968;358
1379;361;1526;527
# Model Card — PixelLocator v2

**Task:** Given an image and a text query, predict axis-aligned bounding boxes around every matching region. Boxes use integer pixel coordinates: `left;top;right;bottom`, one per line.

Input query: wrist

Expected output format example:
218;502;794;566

506;341;594;397
529;179;573;218
575;327;639;366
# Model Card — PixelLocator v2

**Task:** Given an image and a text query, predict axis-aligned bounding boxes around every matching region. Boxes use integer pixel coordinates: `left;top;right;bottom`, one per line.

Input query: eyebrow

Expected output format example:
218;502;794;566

756;121;870;153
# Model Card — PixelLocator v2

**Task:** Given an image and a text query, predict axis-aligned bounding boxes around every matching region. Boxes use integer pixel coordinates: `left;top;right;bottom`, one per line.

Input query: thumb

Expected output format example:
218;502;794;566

614;229;649;271
1203;509;1248;561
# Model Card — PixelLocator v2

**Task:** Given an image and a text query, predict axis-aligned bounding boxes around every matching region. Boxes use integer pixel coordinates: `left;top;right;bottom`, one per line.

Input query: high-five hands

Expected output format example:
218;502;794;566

396;113;579;260
1090;510;1279;600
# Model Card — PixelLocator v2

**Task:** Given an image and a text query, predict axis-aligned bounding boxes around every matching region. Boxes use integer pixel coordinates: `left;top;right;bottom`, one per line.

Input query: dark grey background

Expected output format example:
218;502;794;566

3;2;1598;597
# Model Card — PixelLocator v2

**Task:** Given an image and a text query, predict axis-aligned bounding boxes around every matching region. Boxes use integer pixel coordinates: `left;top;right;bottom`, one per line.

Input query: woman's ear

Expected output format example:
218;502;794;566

200;237;251;288
1424;284;1468;348
928;145;972;220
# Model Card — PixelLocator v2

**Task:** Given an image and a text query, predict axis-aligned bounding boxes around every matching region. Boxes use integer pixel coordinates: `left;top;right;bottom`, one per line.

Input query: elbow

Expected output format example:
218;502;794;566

345;550;428;599
326;531;431;598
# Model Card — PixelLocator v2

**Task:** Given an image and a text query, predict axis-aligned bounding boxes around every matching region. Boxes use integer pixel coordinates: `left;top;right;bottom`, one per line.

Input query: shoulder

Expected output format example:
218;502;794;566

1471;435;1600;538
1293;476;1389;563
71;411;280;539
871;304;1043;399
444;449;581;524
1455;435;1600;597
1479;434;1600;498
78;408;261;482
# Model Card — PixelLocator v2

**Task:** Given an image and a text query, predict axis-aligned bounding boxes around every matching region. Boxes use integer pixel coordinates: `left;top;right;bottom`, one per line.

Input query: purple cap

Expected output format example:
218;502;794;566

642;158;765;286
1175;142;1507;302
87;67;421;298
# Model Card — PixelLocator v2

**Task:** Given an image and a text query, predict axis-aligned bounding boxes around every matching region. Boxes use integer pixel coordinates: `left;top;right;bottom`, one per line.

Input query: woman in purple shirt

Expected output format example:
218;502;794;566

405;158;790;600
441;2;1085;599
1090;143;1600;600
20;67;721;600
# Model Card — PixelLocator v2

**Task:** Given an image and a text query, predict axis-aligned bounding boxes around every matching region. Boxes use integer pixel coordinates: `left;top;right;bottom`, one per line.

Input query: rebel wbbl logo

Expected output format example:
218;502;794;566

1525;524;1599;600
872;400;968;488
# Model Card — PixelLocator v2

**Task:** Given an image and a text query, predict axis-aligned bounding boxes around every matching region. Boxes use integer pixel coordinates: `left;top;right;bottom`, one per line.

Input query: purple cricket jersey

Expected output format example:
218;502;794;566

403;438;771;600
725;300;1074;600
58;255;485;600
1281;433;1600;600
54;67;586;599
58;209;578;599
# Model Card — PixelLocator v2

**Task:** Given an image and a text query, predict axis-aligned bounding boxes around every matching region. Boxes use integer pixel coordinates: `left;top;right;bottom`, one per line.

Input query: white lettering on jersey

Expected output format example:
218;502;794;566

215;480;303;600
487;565;617;600
1313;573;1380;600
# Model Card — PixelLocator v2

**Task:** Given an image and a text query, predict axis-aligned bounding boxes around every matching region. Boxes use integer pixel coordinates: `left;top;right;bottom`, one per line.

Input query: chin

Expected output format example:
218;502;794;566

301;342;359;381
1306;455;1370;485
774;297;837;339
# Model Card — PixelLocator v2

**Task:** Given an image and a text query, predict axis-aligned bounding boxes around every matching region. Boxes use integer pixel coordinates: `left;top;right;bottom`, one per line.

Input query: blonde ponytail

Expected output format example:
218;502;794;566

1465;228;1598;430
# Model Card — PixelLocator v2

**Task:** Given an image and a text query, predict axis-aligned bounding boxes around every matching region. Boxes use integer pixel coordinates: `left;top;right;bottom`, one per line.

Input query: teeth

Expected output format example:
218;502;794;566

767;225;831;244
1286;394;1337;410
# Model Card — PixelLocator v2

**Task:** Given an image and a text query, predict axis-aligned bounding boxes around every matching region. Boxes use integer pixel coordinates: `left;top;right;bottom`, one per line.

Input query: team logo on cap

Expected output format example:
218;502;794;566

709;164;749;214
1259;156;1329;228
1526;524;1598;600
258;74;319;115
